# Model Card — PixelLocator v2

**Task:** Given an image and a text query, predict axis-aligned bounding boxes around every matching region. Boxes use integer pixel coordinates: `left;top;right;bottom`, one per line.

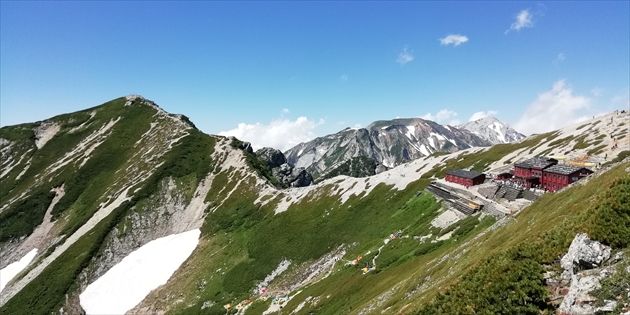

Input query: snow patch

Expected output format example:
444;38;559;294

79;229;200;315
419;144;430;156
405;125;416;140
429;132;446;141
491;122;506;143
0;249;37;292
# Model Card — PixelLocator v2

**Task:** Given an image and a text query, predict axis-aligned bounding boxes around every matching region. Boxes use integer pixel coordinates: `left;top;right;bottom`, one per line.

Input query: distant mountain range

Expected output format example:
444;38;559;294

284;116;524;181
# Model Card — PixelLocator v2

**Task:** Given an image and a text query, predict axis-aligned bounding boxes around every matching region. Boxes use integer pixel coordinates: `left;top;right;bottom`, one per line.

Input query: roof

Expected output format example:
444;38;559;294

544;164;590;175
446;169;485;179
514;157;557;169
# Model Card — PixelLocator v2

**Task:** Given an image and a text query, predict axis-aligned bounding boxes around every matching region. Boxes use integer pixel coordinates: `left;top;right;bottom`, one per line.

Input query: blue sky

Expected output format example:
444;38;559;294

1;1;629;150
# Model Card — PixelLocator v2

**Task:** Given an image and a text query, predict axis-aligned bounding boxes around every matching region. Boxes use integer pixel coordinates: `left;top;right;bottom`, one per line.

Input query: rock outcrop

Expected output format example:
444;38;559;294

255;147;313;188
561;233;612;278
556;233;617;315
256;147;287;168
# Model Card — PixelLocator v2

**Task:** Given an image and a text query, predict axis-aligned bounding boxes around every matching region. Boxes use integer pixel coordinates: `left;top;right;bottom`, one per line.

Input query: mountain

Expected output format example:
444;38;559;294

460;116;525;144
1;96;629;315
285;117;491;181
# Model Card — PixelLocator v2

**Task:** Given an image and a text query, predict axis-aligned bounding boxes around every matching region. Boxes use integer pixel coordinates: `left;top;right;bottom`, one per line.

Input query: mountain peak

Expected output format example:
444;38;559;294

121;95;196;129
471;115;500;123
460;116;525;144
285;116;490;180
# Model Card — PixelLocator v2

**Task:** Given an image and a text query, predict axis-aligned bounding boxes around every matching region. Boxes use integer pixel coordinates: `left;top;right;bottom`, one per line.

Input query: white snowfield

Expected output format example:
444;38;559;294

80;229;201;315
0;248;38;292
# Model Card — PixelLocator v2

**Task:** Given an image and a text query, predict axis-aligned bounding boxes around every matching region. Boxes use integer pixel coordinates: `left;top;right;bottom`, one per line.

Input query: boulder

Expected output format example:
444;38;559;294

561;233;611;277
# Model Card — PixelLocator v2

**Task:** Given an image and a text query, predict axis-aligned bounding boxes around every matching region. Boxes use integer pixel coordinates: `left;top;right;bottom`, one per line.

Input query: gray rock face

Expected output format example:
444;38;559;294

256;147;287;168
559;268;616;315
459;116;525;144
255;147;313;188
285;118;492;180
558;233;616;315
561;233;612;276
289;167;314;188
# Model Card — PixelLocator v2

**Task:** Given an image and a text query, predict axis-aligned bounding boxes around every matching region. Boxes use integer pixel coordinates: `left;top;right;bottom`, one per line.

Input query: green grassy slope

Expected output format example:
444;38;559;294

1;99;627;315
0;127;218;314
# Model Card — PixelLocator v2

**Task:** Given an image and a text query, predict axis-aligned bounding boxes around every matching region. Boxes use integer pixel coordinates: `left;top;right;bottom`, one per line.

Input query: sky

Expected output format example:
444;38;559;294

1;1;629;150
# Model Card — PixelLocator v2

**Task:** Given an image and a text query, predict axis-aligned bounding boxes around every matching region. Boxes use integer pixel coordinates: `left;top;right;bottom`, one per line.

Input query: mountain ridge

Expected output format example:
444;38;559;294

284;115;524;181
0;96;628;315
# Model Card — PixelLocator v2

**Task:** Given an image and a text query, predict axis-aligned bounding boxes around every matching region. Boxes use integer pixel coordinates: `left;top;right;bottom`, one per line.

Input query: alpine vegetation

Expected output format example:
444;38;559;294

0;95;628;315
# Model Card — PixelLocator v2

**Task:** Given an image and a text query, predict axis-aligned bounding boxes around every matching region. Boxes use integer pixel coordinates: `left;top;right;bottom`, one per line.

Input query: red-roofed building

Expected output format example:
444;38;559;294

445;169;486;187
541;165;593;192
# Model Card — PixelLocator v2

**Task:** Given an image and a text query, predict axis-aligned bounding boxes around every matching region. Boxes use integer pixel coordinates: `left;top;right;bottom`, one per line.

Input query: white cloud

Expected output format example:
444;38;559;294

396;47;414;65
219;116;324;151
468;110;498;122
439;34;469;47
611;92;630;108
420;109;460;125
514;80;591;135
506;9;534;33
281;108;290;114
554;52;566;64
590;87;603;97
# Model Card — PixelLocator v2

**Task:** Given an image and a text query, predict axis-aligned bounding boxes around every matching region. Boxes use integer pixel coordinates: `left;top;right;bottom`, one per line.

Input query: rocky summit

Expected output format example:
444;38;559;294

460;115;526;144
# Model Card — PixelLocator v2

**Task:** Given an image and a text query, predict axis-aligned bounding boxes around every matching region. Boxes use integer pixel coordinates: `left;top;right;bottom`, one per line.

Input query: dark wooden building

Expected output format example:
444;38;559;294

541;165;593;192
445;169;486;187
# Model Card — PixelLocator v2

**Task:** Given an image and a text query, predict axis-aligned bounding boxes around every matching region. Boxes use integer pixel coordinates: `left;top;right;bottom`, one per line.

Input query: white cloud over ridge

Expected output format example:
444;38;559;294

506;9;534;33
514;80;591;135
440;34;469;46
396;47;414;65
468;111;498;122
219;116;324;151
420;109;460;125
